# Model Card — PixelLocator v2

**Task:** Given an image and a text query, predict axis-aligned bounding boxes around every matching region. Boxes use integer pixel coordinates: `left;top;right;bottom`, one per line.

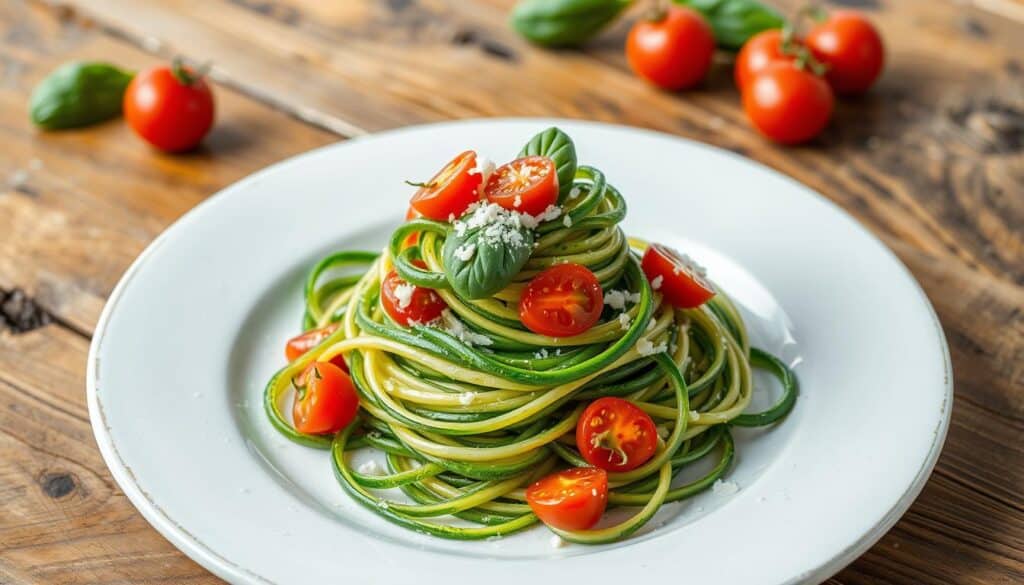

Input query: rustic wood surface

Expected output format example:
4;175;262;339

0;0;1021;583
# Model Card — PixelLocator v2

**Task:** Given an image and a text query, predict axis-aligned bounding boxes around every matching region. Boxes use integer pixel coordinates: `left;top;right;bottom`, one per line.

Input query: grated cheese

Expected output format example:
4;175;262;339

604;289;641;311
563;215;573;228
618;312;631;331
357;460;383;476
440;309;493;346
637;337;668;356
453;243;476;261
651;275;663;290
468;155;496;193
535;348;549;359
513;195;522;208
550;535;568;549
712;479;740;495
568;186;581;199
392;283;415;309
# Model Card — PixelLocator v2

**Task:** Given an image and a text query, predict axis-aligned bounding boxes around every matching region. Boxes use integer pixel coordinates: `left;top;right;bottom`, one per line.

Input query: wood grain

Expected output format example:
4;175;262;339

0;0;1020;583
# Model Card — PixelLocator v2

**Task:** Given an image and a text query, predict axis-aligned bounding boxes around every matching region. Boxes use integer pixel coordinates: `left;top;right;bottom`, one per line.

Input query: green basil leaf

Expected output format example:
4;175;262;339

29;61;134;130
673;0;785;50
510;0;632;48
443;220;535;300
518;126;578;201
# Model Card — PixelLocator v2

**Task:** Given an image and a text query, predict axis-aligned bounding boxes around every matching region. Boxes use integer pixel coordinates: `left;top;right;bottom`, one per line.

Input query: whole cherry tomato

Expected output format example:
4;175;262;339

805;11;884;95
626;6;715;90
576;397;658;472
525;467;608;531
292;362;359;435
742;61;834;145
519;263;603;337
124;61;215;152
485;156;558;216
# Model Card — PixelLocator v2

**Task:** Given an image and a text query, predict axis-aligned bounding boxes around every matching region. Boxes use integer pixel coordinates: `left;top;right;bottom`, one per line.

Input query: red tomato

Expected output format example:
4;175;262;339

735;29;791;90
484;156;558;216
742;61;834;145
519;264;603;337
806;11;884;95
409;151;482;220
380;266;447;326
292;362;359;435
576;397;658;472
403;206;421;249
626;7;715;90
525;467;608;531
124;62;215;152
641;243;716;309
284;323;348;372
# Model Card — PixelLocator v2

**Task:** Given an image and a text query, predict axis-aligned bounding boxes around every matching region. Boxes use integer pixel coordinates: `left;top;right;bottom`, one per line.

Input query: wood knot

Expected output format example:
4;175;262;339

39;472;77;499
1;288;53;334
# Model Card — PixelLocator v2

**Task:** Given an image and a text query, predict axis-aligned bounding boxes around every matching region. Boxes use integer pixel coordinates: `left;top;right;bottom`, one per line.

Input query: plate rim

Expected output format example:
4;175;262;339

86;117;953;585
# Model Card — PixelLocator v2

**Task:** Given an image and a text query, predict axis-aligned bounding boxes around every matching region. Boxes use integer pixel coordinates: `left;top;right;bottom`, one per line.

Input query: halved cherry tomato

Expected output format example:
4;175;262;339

292;362;359;435
626;6;715;90
805;11;884;95
380;265;447;326
484;156;558;216
735;29;791;90
641;243;716;309
577;397;658;472
525;467;608;531
409;151;482;220
403;206;422;249
519;263;603;337
284;323;348;372
743;61;834;145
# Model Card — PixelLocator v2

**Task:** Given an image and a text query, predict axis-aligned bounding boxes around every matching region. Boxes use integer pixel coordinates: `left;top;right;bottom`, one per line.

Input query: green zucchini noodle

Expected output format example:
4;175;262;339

264;132;798;544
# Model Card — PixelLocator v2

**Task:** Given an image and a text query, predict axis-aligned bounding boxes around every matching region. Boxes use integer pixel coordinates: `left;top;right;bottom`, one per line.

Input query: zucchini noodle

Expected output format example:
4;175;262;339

264;133;797;543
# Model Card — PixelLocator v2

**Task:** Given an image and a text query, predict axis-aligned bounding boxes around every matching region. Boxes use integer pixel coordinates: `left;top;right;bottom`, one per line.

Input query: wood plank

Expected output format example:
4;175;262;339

0;0;336;333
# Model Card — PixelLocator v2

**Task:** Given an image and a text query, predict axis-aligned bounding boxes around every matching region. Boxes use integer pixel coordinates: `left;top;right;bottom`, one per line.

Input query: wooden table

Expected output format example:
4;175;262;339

1;0;1021;582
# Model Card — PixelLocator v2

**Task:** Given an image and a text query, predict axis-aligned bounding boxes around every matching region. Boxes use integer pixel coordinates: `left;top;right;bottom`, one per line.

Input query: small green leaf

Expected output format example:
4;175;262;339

518;127;578;202
510;0;632;48
443;217;534;300
29;61;134;130
673;0;785;50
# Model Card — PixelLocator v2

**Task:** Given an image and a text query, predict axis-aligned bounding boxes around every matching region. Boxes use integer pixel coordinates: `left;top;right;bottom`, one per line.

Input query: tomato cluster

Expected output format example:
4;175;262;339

625;7;884;145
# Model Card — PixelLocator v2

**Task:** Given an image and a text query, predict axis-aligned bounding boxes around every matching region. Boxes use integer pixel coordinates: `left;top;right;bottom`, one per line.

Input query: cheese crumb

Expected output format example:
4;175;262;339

358;460;383;476
513;195;522;208
637;337;668;356
568;186;581;199
604;289;641;311
535;348;549;359
618;312;631;331
392;283;415;309
458;392;476;405
468;155;496;192
646;318;657;332
689;410;701;422
563;215;573;228
651;275;663;290
712;479;740;495
550;535;568;549
453;243;476;261
439;309;493;346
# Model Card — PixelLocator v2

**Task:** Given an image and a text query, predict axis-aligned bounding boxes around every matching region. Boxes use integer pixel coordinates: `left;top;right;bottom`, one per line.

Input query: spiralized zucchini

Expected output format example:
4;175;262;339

264;132;797;543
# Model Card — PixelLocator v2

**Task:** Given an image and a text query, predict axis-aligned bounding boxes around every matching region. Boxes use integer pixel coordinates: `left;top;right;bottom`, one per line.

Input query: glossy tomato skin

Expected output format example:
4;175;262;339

485;156;558;216
577;397;658;472
742;61;834;145
409;151;482;220
735;29;790;90
292;362;359;435
519;263;603;337
641;243;716;308
626;7;715;90
805;11;884;95
380;267;447;326
284;323;348;372
124;65;215;152
525;467;608;531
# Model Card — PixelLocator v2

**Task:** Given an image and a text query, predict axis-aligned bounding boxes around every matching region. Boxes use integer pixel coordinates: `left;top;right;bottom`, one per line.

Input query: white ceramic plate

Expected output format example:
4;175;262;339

88;119;951;585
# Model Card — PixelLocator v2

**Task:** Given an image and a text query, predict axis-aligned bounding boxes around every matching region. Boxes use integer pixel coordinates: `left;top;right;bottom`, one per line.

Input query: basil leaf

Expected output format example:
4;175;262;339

511;0;632;48
443;221;534;300
673;0;785;50
29;62;134;130
518;127;578;201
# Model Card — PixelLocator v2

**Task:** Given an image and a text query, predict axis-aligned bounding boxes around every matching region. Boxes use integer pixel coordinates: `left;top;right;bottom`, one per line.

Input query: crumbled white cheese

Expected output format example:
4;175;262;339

535;348;549;359
637;337;668;356
591;488;598;497
618;312;631;331
392;283;415;309
651;275;664;290
712;479;740;495
358;460;383;476
689;410;701;422
453;242;476;261
646;318;657;332
513;194;522;208
563;215;572;228
550;535;568;548
451;203;531;249
468;155;496;192
447;213;455;222
568;186;581;199
439;309;493;346
537;204;562;222
604;289;641;311
458;392;476;405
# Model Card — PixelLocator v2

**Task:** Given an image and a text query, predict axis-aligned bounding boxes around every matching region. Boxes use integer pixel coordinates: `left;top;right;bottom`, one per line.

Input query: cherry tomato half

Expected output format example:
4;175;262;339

380;265;447;326
735;29;791;90
742;61;834;145
485;156;558;216
641;243;716;309
525;467;608;531
626;6;715;91
806;11;884;95
284;323;348;372
124;62;215;152
576;397;658;472
403;206;422;249
519;263;603;337
409;151;482;221
292;362;359;435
